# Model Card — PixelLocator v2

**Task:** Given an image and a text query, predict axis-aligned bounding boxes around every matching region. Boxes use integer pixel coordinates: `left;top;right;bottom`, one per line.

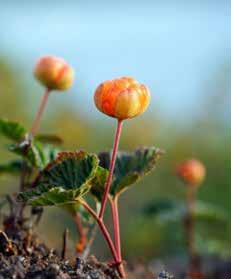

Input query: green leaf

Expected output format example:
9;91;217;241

60;202;94;223
18;151;99;206
9;141;59;169
196;237;231;258
142;199;183;224
142;199;228;225
90;167;109;202
193;201;228;224
36;151;99;189
9;141;41;168
34;143;60;168
0;119;26;141
35;134;63;145
143;199;178;217
0;160;24;176
20;187;88;207
97;147;163;198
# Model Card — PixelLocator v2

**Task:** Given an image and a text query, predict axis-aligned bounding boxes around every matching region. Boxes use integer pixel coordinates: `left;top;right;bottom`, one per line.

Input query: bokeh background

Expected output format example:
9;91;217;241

0;0;231;264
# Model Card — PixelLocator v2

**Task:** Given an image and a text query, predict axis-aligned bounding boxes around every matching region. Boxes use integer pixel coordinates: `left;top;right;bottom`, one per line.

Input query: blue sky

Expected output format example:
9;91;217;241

0;0;231;121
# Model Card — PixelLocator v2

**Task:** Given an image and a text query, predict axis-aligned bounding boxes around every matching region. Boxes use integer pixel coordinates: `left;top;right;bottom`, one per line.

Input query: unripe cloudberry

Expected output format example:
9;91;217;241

177;159;206;187
94;77;150;120
34;56;74;91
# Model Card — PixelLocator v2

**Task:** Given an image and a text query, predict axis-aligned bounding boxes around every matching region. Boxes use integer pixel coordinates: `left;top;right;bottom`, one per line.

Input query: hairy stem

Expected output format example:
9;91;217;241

30;88;51;137
99;119;123;219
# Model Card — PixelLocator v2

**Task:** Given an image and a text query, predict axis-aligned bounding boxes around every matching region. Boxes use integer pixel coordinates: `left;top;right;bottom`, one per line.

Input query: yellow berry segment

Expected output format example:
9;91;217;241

114;90;141;119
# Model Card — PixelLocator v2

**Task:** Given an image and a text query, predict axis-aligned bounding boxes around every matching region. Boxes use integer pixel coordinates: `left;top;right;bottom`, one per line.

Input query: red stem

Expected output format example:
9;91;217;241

80;200;119;263
99;119;123;219
110;198;126;279
80;200;126;278
110;197;122;261
30;88;51;137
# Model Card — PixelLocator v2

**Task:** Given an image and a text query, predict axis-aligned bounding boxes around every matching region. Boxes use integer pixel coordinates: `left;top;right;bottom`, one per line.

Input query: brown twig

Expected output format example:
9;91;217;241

75;212;88;254
61;228;69;260
82;223;98;260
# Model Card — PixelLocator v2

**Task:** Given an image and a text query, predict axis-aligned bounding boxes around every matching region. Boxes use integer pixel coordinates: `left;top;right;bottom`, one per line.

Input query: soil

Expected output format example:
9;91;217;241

0;219;230;279
150;256;231;279
0;218;169;279
0;222;121;279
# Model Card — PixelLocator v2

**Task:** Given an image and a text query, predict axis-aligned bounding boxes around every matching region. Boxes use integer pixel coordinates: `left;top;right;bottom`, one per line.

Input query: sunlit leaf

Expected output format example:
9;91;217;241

96;147;163;199
0;118;26;141
18;151;99;206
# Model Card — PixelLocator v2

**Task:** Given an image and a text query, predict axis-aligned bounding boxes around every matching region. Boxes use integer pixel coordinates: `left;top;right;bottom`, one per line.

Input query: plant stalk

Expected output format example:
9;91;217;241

185;186;202;278
110;197;126;279
18;89;50;221
30;88;51;137
80;200;118;261
80;200;126;278
99;119;123;219
185;186;196;260
110;197;122;261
